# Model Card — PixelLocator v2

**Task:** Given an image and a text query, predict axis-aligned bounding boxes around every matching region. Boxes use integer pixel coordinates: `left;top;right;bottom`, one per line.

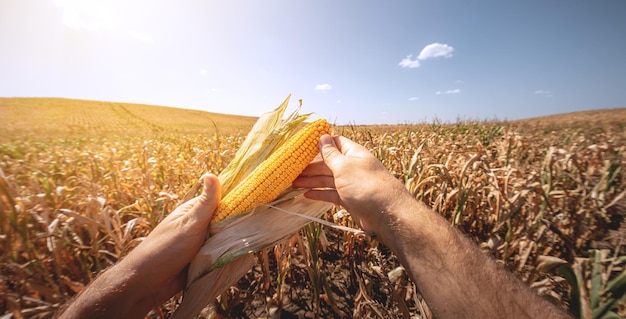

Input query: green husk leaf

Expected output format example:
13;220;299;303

591;250;603;309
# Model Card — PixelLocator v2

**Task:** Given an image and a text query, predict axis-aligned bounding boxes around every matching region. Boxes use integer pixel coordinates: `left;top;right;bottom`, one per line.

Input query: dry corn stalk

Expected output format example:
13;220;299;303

173;96;333;318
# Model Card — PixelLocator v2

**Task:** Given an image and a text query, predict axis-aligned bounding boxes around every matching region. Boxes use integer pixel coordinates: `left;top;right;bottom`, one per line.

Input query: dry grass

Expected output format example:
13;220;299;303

0;97;256;142
0;98;625;318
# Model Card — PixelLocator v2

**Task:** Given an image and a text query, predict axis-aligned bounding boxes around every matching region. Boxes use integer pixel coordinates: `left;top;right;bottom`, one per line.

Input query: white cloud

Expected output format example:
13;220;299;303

418;43;455;60
199;68;207;76
336;99;342;104
408;97;419;101
534;90;553;97
129;30;153;43
315;84;332;91
435;89;461;95
53;0;118;31
398;55;421;68
399;43;455;68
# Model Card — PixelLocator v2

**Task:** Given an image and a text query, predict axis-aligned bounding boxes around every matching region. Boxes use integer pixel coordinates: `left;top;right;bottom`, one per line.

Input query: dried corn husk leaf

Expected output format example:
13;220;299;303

172;95;332;319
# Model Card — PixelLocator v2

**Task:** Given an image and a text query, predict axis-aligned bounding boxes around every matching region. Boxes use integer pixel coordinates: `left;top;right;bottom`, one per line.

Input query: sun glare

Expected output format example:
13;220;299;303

52;0;119;31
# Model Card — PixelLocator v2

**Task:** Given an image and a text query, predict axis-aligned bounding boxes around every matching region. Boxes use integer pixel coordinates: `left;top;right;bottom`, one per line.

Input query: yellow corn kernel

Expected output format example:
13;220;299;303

211;118;330;224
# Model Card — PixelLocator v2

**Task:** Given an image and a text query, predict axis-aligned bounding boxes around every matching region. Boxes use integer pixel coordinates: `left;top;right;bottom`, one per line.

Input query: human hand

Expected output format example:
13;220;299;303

294;136;574;319
120;173;220;310
57;174;221;319
293;135;412;239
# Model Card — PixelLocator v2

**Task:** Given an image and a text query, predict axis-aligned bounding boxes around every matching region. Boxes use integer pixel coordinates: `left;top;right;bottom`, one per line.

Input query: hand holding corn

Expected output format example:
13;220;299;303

294;135;572;319
57;174;221;319
57;117;331;319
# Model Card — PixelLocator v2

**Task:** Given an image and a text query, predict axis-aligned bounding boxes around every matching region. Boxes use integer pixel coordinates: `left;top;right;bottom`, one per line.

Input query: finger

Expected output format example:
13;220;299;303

319;134;345;171
334;135;367;156
303;189;341;206
189;173;220;225
293;175;336;189
299;160;333;177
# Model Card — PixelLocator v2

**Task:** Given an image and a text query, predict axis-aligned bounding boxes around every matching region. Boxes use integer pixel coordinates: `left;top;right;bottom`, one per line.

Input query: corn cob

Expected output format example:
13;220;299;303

211;118;330;224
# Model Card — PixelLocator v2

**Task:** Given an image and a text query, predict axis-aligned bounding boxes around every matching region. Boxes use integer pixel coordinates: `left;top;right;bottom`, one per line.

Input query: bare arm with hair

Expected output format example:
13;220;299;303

56;174;220;319
294;135;571;319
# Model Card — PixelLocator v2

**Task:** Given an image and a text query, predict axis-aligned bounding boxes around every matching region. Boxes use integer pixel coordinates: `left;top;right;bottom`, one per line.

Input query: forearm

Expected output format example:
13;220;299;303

55;175;218;318
56;263;153;319
377;197;571;319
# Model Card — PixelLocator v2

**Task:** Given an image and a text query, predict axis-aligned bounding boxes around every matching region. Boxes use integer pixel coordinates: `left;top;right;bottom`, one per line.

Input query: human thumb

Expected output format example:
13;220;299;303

192;173;220;224
319;134;343;170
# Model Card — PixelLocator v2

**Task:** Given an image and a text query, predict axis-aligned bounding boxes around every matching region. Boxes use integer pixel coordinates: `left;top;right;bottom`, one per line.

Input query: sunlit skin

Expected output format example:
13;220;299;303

56;174;220;319
293;135;572;319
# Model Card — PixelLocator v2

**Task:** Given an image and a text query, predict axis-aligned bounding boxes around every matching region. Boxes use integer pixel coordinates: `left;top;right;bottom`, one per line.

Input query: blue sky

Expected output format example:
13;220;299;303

1;0;625;125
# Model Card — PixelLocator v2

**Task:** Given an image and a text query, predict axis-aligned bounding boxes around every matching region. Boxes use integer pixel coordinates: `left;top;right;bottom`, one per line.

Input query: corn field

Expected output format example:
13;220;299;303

1;98;625;318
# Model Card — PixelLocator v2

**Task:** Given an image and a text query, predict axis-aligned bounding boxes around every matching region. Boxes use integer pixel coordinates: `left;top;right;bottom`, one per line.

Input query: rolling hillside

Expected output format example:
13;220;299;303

1;97;624;142
513;108;626;128
0;97;258;141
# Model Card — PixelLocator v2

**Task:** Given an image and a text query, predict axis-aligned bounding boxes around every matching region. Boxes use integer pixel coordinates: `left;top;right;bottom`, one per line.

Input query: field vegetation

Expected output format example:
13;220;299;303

1;98;625;318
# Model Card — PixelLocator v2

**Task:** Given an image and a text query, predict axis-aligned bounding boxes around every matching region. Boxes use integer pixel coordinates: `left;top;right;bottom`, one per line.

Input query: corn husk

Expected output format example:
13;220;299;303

172;95;333;318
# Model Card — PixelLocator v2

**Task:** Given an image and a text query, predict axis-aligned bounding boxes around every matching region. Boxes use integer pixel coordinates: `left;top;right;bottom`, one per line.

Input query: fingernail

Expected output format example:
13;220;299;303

319;134;333;146
202;174;216;192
